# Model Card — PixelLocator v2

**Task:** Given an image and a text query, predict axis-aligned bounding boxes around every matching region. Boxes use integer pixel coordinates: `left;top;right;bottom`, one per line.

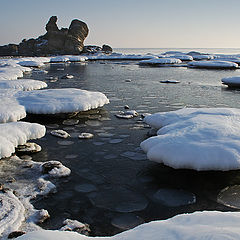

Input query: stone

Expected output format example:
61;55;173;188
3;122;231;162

102;44;112;53
8;231;26;239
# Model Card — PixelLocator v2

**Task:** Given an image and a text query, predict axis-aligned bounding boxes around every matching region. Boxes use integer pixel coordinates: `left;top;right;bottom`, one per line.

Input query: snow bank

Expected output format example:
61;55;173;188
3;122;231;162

16;88;109;114
16;211;240;240
0;66;31;80
0;121;46;159
139;58;182;66
188;60;238;69
141;108;240;171
0;79;47;91
222;76;240;87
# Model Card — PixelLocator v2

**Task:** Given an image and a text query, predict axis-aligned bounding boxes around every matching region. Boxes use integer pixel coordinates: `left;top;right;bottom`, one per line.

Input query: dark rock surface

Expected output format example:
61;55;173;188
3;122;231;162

83;44;112;54
0;16;90;56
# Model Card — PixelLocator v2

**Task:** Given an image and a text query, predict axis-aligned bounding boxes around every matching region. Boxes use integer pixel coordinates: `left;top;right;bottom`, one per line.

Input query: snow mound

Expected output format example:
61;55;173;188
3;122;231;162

16;211;240;240
0;190;25;239
188;60;238;69
139;58;182;66
0;121;46;159
15;88;109;114
0;79;47;91
18;61;45;68
0;66;31;80
222;76;240;87
192;55;214;60
141;108;240;171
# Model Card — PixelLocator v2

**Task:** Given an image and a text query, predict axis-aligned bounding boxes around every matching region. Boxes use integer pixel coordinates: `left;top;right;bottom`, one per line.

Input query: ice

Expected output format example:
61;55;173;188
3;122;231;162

50;56;70;63
88;187;148;212
0;121;46;159
0;190;25;239
15;88;109;114
214;57;240;64
188;60;238;69
0;66;30;80
87;53;153;61
0;79;47;91
159;80;180;84
60;219;90;235
169;55;193;61
141;108;240;171
153;188;196;207
139;58;182;66
111;213;144;230
18;61;45;68
41;161;71;177
16;142;42;154
74;183;97;193
68;56;88;62
17;211;240;240
50;130;70;138
222;76;240;87
78;133;94;139
192;55;214;60
217;185;240;209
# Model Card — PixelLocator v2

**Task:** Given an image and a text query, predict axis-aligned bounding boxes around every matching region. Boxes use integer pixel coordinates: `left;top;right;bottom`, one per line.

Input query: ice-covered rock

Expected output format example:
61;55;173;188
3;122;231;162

188;60;238;69
16;142;42;154
169;55;193;61
41;161;71;177
139;58;182;66
159;80;180;84
192;55;214;60
0;79;47;91
68;56;88;62
60;219;90;235
15;88;109;114
214;57;240;64
15;211;240;240
87;53;153;61
0;121;46;159
50;130;70;138
78;133;94;139
222;76;240;88
141;108;240;171
50;56;70;63
115;110;138;119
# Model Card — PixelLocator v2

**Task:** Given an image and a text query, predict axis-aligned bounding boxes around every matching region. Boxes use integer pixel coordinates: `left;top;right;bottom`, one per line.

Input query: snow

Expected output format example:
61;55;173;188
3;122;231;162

214;57;240;64
50;56;70;63
188;60;238;69
0;79;47;91
18;61;45;68
0;65;31;80
0;121;46;159
192;55;214;60
139;58;182;65
141;108;240;171
169;55;193;61
68;56;88;62
50;130;70;138
222;76;240;87
87;53;153;61
15;88;110;114
16;211;240;240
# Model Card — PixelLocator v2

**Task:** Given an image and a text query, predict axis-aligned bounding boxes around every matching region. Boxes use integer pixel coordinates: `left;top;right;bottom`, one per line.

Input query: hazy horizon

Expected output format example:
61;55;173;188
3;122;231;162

1;0;240;48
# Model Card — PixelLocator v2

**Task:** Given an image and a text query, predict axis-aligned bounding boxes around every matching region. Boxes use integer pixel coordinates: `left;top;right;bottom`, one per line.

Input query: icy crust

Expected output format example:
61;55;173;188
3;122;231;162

0;122;46;159
16;88;110;114
139;58;182;65
141;108;240;171
0;79;47;91
188;60;238;69
16;211;240;240
18;61;45;68
0;190;25;238
87;53;153;61
222;76;240;87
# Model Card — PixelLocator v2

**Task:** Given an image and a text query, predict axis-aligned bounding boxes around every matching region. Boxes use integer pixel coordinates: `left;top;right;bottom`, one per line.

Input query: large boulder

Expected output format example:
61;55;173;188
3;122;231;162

0;44;18;56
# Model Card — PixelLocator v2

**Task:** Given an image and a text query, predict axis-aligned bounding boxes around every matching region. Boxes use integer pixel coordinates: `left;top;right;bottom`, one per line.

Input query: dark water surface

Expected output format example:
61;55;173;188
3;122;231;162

26;61;240;236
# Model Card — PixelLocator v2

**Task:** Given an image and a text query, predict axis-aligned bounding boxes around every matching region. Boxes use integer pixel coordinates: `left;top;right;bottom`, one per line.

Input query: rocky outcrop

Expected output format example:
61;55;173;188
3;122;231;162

0;16;89;56
83;44;112;54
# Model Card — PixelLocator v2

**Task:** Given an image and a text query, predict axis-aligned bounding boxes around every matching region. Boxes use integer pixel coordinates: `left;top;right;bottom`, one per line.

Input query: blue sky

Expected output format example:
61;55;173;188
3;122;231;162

1;0;240;48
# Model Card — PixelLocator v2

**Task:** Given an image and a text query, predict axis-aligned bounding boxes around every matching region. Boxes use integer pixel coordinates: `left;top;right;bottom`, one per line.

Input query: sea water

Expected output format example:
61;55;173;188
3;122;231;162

16;48;240;236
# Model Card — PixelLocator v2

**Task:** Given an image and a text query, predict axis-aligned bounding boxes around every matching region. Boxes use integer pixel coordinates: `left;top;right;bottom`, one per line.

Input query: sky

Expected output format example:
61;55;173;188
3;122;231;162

0;0;240;48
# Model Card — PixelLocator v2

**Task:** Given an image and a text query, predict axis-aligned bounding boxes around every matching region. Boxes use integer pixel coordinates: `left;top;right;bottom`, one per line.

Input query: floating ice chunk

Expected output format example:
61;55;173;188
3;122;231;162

50;56;70;63
188;60;238;69
41;161;71;177
51;130;70;138
141;108;240;171
15;88;109;114
87;53;153;61
139;58;182;66
115;110;138;119
222;76;240;88
17;211;240;240
78;133;94;139
192;55;214;60
159;80;180;84
88;187;148;212
0;79;47;91
68;56;88;62
153;188;196;207
60;219;90;235
18;61;45;68
16;142;42;154
0;190;25;239
169;55;193;61
0;121;46;159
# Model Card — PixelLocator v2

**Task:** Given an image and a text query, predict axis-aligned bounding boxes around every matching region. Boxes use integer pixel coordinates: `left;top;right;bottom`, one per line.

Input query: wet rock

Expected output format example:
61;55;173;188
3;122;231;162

50;130;70;138
124;105;130;109
8;231;26;239
60;219;90;236
61;74;74;79
41;161;62;174
102;44;112;53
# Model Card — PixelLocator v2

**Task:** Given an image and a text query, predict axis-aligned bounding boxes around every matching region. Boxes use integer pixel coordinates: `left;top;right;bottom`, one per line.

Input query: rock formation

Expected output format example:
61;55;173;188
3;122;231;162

0;16;90;56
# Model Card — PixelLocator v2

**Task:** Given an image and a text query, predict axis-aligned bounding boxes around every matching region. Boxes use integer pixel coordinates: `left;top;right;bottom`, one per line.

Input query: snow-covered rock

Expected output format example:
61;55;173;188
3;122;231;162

169;55;193;61
18;61;45;68
222;76;240;88
15;88;109;114
0;79;47;91
50;56;70;63
192;55;214;60
139;58;182;66
141;108;240;171
188;60;238;69
214;57;240;65
15;211;240;240
0;121;46;159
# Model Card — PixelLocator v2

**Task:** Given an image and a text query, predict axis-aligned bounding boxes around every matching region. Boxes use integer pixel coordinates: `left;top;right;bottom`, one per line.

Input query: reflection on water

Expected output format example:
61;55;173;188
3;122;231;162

20;60;240;236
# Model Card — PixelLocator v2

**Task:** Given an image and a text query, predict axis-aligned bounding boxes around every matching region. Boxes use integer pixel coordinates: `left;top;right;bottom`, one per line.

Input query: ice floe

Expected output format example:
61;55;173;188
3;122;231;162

169;55;193;61
87;53;153;61
15;88;109;114
16;211;240;240
192;54;214;60
18;61;45;68
0;79;47;91
222;76;240;88
50;130;70;138
0;121;46;159
214;57;240;64
188;60;238;69
139;58;182;66
141;108;240;171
